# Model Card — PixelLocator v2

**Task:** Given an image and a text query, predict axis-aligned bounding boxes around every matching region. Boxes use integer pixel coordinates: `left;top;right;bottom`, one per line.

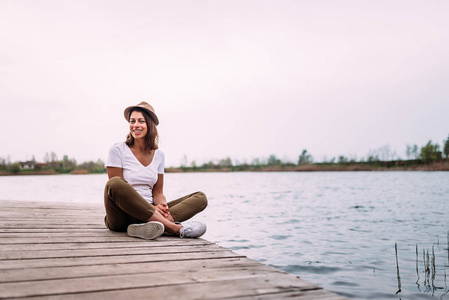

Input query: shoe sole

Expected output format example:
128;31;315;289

127;222;165;240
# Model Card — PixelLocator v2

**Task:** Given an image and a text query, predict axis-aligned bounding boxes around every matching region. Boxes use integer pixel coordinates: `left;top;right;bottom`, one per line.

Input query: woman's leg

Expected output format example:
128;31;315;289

104;177;183;235
147;211;182;235
167;191;208;222
104;177;156;232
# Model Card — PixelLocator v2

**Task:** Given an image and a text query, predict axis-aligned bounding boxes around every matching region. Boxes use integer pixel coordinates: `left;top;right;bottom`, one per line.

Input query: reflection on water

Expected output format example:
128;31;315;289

1;171;448;299
395;243;401;295
368;239;449;300
408;239;449;298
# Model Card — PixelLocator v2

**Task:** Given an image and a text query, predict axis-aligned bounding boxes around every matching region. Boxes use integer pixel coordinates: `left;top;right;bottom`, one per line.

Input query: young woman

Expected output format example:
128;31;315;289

104;101;207;239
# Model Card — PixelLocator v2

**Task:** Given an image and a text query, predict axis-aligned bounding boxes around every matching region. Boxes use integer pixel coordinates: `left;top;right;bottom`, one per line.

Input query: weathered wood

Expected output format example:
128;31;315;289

0;235;219;245
0;200;347;299
10;276;339;300
1;257;261;283
0;244;232;260
0;219;103;225
0;251;244;270
0;238;209;252
1;265;310;298
0;239;210;251
0;230;126;237
0;200;100;209
0;236;146;244
0;228;105;232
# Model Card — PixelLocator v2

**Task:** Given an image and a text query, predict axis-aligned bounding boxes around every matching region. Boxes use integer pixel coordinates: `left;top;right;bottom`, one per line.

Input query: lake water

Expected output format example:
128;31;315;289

1;171;448;299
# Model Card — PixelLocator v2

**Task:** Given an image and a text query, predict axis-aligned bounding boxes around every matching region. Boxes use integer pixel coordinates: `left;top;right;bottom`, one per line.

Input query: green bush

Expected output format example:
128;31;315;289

420;141;442;163
9;163;21;174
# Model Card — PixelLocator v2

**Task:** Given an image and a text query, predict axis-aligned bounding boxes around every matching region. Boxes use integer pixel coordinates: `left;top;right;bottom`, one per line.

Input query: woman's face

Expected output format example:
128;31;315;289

129;111;148;140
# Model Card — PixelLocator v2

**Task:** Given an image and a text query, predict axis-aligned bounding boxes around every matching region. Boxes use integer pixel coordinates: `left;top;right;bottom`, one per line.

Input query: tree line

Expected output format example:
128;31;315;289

177;136;449;171
0;152;106;174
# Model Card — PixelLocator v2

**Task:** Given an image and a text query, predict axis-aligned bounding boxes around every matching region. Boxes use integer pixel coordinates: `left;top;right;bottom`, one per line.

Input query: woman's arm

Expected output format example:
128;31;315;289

152;174;166;205
152;174;173;220
107;167;123;179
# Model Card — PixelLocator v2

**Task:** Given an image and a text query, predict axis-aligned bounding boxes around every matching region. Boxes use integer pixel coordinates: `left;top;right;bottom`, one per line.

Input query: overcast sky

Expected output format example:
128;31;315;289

1;0;448;167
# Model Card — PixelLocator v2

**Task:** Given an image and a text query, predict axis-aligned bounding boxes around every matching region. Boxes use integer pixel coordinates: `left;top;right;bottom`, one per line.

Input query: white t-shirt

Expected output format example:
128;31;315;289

106;142;165;204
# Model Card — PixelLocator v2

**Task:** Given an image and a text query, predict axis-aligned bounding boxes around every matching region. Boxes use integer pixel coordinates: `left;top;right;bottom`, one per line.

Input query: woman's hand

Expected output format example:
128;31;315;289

155;203;170;218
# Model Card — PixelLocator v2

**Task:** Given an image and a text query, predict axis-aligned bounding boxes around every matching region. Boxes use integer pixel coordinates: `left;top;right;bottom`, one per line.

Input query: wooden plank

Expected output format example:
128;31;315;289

0;266;319;299
0;228;113;233
0;215;105;220
0;211;103;216
0;251;244;270
0;236;142;244
0;205;100;210
0;235;218;245
0;220;105;226
0;239;211;251
0;207;102;213
0;243;229;260
0;225;106;229
0;257;261;283
9;274;346;300
0;239;210;251
0;200;102;209
0;230;127;237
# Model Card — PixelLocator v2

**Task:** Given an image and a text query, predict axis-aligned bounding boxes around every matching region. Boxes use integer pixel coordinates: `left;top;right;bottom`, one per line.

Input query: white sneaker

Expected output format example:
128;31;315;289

127;221;165;240
179;221;206;238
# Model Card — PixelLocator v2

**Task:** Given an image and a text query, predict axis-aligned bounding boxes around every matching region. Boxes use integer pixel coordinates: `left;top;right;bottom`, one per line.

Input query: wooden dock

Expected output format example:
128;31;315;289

0;200;347;299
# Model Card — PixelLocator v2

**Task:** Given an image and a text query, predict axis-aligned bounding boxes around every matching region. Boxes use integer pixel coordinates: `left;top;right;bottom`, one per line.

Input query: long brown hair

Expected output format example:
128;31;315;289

125;108;159;150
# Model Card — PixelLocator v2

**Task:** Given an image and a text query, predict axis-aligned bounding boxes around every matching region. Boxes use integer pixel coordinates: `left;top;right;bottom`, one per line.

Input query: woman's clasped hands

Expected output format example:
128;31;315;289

154;203;171;218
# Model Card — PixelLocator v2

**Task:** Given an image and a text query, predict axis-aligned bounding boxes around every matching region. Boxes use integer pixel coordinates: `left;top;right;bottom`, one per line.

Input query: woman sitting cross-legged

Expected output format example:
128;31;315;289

104;101;207;239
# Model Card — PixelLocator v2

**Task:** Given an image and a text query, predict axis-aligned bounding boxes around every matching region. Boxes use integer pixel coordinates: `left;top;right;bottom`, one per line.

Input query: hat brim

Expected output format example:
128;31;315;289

124;105;159;125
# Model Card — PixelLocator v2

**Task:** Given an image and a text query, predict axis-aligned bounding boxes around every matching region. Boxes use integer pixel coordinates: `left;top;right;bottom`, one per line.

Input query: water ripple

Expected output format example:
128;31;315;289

275;264;342;275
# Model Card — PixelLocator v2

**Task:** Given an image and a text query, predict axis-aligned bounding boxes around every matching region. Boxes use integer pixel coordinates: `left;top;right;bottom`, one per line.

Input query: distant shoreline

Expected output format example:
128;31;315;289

0;169;94;176
166;160;449;173
2;161;447;176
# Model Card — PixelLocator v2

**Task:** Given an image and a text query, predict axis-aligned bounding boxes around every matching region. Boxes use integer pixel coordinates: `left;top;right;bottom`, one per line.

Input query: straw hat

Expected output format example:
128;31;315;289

124;101;159;125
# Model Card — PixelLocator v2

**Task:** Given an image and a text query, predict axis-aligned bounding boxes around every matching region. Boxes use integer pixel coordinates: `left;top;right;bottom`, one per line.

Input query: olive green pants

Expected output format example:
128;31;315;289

104;176;208;232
